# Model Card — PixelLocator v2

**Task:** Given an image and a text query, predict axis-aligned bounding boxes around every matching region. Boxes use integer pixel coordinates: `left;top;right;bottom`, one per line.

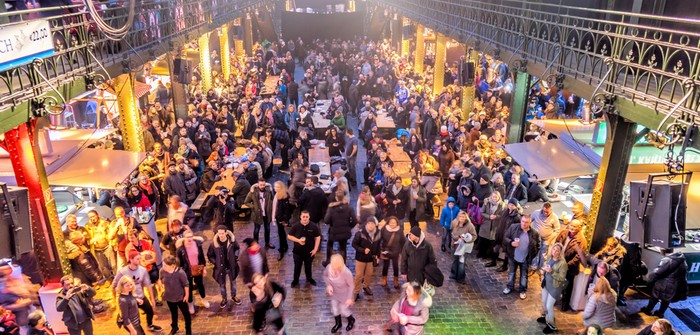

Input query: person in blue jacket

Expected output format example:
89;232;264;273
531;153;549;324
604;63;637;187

439;197;460;252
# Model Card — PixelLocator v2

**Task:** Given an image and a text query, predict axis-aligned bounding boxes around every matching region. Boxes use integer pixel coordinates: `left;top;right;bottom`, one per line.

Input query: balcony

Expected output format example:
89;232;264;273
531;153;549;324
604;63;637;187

0;0;263;130
373;0;700;129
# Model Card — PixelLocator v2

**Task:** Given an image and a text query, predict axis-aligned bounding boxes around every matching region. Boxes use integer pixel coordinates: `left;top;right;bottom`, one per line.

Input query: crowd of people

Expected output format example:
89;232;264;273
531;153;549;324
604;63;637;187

0;35;689;335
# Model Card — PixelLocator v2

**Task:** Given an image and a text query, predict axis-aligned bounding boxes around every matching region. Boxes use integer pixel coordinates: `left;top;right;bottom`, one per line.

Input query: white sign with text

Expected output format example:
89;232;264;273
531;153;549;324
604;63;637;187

0;20;55;72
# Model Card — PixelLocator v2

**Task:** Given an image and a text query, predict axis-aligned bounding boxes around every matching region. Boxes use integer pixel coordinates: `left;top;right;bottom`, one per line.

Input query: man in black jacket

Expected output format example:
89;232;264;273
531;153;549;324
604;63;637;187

322;191;356;267
502;216;540;300
298;176;328;224
207;226;241;308
56;275;96;335
505;174;528;206
641;248;688;317
401;227;437;285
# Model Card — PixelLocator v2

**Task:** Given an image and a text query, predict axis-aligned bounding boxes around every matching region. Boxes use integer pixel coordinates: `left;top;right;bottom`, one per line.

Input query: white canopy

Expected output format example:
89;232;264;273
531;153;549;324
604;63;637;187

503;138;599;181
47;148;146;189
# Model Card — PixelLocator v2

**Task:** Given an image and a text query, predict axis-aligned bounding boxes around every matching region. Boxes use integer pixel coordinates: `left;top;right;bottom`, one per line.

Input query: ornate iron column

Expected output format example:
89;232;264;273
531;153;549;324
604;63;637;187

507;59;531;144
113;72;146;152
220;24;231;79
460;48;479;121
433;33;446;96
0;121;70;283
588;99;637;251
243;13;254;56
414;24;425;73
400;17;410;57
234;18;245;59
198;32;213;93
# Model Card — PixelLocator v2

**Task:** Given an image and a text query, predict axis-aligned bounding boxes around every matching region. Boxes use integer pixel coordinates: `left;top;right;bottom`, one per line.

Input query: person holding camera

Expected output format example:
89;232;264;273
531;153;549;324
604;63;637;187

204;187;236;231
56;275;95;335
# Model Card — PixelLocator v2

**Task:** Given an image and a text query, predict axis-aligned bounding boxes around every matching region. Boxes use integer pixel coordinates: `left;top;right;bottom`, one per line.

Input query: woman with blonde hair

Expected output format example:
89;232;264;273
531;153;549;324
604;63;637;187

272;181;293;260
117;276;146;335
538;242;568;334
582;277;617;330
323;254;355;333
450;211;476;284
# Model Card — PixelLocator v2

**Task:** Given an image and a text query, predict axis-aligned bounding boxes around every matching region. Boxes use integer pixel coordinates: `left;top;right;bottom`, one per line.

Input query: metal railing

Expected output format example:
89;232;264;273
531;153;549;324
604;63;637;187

0;0;262;114
374;0;700;126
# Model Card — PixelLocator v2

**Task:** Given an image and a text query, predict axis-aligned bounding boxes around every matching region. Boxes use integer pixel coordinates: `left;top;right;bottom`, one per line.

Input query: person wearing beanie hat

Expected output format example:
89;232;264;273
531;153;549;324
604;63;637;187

400;224;437;285
207;225;241;308
112;247;162;332
492;196;523;273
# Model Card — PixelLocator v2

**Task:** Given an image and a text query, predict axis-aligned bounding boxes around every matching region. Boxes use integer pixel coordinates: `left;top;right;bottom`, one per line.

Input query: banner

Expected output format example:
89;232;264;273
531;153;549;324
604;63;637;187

0;20;56;72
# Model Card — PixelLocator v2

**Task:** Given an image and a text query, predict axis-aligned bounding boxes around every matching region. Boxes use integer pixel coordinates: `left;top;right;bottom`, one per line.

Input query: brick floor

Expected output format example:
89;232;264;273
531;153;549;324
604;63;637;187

85;115;698;335
87;216;697;335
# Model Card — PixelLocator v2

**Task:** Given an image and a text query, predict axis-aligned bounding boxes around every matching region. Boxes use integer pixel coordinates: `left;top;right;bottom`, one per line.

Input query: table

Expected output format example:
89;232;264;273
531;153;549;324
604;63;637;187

308;141;333;193
206;147;249;195
260;75;279;96
311;100;332;137
385;140;411;163
375;112;396;138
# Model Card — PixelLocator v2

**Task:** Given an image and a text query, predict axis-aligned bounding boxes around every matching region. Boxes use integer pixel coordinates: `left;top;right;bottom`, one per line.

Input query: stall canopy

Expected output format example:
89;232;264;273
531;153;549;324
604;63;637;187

503;136;600;181
47;148;146;189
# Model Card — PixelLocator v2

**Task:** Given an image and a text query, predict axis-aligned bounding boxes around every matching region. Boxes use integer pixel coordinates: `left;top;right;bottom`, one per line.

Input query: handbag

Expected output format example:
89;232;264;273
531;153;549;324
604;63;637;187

115;313;124;328
381;232;397;260
570;265;592;311
190;264;205;277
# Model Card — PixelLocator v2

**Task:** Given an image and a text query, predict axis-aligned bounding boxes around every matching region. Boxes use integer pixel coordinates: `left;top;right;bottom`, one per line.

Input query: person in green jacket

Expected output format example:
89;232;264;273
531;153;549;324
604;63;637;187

331;109;346;131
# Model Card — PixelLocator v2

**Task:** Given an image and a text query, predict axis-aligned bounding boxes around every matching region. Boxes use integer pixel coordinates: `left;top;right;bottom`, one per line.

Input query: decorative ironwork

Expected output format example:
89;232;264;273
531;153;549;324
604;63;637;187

373;0;700;127
0;0;263;119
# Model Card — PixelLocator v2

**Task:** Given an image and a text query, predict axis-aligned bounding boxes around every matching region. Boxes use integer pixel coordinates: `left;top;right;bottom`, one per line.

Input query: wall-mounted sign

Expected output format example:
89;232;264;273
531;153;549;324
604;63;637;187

0;20;55;72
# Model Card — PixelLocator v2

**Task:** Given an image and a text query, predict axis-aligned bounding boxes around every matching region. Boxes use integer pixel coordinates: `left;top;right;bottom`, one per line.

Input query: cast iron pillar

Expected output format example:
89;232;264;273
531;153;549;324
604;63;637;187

243;13;254;56
433;33;446;96
460;48;478;121
113;73;146;152
220;24;231;79
589;107;637;252
234;18;245;60
0;121;70;283
400;18;410;57
198;32;212;93
414;24;425;74
507;59;531;144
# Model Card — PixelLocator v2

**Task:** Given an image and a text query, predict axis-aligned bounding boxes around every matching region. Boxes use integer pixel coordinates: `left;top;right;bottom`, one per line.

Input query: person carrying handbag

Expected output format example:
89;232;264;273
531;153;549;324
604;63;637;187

380;217;405;289
175;232;209;313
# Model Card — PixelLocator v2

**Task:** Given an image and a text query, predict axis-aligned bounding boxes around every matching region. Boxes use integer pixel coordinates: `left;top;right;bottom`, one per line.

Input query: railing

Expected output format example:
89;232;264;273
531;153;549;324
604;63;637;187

374;0;700;126
0;0;262;114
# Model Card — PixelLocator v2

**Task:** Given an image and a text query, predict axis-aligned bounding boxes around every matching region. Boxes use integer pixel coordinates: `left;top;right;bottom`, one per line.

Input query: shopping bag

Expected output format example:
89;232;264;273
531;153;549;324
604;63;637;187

570;266;592;311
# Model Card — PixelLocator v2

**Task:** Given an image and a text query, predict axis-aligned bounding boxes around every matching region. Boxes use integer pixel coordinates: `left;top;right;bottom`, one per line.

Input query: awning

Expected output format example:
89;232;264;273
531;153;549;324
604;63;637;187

99;80;151;99
503;138;599;181
528;119;599;145
47;148;146;189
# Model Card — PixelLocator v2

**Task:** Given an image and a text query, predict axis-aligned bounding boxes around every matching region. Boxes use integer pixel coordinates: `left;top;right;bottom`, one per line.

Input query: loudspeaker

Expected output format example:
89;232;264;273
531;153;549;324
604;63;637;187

629;179;687;249
0;186;33;259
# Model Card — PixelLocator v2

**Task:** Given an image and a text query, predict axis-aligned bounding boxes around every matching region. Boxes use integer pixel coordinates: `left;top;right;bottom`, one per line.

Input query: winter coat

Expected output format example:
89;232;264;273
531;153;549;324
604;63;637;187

273;195;294;225
451;218;477;247
385;186;409;220
478;199;505;240
175;237;206;277
244;184;274;223
554;229;588;275
390;291;433;335
352;227;381;263
323;266;354;303
206;231;240;282
298;187;328;223
324;201;356;241
437;149;455;176
56;286;96;329
238;248;269;285
586;257;621;294
543;256;569;298
502;224;541;264
231;178;251;208
201;167;220;193
649;252;688;302
494;208;521;247
400;231;437;284
407;185;426;221
439;197;460;230
163;171;187;199
381;224;405;259
505;183;528;206
582;293;617;329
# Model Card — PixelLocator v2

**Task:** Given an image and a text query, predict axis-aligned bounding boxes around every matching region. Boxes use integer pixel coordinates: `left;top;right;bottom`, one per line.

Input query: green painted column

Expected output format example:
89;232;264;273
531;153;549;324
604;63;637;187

507;60;531;144
589;111;637;252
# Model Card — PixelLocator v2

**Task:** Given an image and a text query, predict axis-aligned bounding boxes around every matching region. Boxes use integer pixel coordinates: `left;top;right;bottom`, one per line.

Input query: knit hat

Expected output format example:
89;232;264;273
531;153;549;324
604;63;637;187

128;250;140;261
216;225;228;232
168;161;176;168
410;226;422;238
508;198;519;206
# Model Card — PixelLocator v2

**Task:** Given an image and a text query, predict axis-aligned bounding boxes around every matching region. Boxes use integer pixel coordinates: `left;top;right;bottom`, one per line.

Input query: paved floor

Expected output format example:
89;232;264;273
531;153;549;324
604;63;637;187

85;112;698;335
